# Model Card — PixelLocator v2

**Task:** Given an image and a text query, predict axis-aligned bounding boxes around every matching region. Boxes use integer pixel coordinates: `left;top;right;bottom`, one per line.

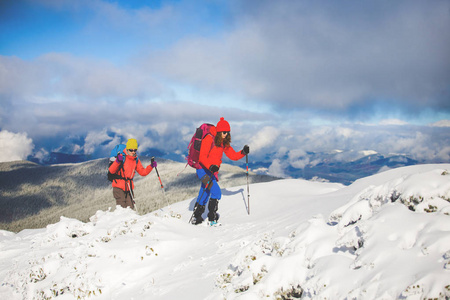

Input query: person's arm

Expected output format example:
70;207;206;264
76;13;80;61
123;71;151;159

136;159;153;176
223;145;246;161
199;134;214;170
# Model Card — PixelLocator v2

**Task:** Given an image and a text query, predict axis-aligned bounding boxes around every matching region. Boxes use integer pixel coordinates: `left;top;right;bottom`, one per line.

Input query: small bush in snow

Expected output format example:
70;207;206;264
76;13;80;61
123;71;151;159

273;284;303;299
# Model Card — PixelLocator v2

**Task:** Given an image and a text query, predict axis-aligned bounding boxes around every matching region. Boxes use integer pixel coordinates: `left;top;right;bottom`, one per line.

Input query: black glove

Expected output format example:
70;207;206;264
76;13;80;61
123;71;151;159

241;145;250;155
209;164;220;173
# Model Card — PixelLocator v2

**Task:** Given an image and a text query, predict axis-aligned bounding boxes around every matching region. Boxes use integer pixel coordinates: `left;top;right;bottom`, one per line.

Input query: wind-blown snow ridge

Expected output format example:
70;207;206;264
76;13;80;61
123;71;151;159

0;164;449;299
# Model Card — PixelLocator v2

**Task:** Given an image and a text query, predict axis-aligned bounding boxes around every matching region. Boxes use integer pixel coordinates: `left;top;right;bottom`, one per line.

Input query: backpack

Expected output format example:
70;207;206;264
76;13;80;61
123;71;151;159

186;123;214;169
107;144;139;182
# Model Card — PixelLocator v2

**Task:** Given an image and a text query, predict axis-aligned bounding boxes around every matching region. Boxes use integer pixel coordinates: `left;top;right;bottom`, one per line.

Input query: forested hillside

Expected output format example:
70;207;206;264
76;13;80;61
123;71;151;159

0;158;277;232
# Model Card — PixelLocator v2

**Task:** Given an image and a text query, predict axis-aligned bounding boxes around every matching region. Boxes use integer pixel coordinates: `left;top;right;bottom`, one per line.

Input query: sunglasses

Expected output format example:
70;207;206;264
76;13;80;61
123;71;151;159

128;149;137;153
221;131;229;135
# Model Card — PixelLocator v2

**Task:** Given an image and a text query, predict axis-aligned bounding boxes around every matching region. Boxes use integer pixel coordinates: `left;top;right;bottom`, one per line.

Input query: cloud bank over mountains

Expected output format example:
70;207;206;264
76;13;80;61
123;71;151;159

0;0;449;173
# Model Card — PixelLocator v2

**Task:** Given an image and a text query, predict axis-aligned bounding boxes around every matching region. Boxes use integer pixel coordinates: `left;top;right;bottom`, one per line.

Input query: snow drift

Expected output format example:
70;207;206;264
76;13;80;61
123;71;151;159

0;164;449;299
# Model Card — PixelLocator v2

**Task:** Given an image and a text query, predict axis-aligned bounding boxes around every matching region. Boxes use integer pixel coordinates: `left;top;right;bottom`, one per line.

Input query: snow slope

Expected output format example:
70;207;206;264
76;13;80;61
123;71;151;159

0;164;449;299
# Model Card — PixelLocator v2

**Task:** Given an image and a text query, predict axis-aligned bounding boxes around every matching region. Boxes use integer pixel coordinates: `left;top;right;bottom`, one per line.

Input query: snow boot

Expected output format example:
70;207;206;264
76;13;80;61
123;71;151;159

208;220;222;227
192;204;205;225
207;198;219;222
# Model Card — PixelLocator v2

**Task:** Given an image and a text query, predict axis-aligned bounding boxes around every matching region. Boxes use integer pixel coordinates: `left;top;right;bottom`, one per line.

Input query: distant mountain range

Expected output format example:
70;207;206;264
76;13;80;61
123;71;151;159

246;152;419;185
28;149;422;185
298;154;418;185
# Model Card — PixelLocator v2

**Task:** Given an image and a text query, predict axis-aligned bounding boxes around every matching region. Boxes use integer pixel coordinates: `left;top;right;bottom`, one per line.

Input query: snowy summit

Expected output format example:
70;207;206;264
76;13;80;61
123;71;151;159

1;164;450;299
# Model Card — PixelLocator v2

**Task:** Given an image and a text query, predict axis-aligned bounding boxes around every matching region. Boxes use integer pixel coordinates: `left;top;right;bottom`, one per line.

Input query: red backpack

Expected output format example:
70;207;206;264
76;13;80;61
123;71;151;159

186;123;214;169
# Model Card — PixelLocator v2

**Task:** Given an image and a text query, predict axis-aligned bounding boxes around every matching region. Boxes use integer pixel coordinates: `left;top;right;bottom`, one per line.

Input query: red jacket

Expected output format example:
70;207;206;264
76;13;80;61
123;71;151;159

109;155;153;191
199;126;245;174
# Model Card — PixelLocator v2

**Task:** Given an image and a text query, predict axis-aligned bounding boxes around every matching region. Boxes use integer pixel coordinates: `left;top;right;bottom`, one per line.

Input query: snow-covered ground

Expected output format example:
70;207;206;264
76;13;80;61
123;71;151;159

1;164;449;299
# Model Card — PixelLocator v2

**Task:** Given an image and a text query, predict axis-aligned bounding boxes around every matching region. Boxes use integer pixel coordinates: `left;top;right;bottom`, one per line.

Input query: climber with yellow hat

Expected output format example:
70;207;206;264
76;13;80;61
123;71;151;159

108;138;157;209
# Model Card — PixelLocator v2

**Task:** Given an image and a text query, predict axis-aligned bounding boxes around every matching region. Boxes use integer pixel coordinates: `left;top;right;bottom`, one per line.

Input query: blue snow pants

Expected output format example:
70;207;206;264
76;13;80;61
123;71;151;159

196;168;221;206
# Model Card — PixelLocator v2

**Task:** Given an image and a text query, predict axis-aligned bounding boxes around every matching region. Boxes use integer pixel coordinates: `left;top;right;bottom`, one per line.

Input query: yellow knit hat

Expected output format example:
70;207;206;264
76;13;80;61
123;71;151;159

126;138;138;150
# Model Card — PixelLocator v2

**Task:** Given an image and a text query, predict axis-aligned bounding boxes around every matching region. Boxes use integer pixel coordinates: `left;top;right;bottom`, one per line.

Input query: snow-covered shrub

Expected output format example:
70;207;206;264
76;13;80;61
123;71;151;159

329;168;450;228
216;231;293;297
273;284;303;299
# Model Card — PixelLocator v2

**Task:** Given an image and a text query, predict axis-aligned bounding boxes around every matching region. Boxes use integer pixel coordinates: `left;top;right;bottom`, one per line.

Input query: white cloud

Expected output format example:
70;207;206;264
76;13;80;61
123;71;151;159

151;1;450;113
268;159;288;178
430;120;450;127
287;148;309;169
436;146;450;161
288;149;307;160
335;127;359;139
290;157;310;170
360;150;378;156
379;119;409;126
0;130;34;162
275;146;289;158
84;129;119;156
249;126;279;153
33;148;49;163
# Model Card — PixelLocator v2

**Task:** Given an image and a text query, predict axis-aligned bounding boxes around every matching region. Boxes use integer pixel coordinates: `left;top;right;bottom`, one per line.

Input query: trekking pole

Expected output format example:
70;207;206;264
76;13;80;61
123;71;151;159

189;175;212;224
246;154;250;215
152;157;170;208
127;181;139;214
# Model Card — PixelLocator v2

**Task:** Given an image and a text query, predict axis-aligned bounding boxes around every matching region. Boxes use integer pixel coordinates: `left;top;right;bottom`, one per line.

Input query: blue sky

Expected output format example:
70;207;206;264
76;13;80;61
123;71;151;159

0;0;449;171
